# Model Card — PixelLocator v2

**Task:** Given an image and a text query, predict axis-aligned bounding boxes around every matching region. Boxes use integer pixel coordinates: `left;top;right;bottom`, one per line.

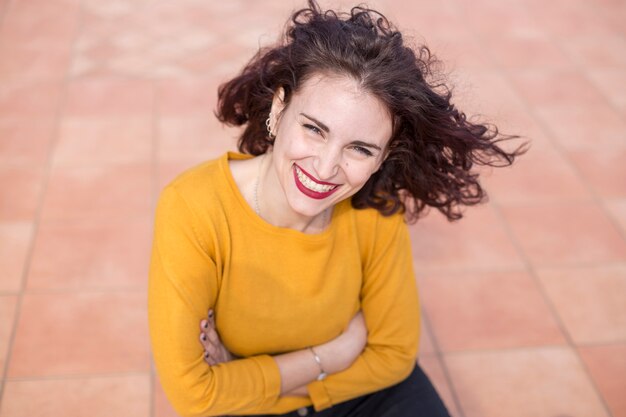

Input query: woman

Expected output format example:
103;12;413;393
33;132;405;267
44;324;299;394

148;2;527;416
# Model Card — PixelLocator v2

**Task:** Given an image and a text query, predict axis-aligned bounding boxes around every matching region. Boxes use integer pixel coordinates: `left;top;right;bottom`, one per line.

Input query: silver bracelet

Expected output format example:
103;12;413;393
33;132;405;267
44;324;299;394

308;347;327;381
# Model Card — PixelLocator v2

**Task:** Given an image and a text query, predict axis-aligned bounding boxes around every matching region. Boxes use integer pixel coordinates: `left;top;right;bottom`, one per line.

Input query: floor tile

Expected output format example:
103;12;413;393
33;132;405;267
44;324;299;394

534;103;626;151
55;117;152;166
525;0;615;37
178;40;256;79
508;69;609;108
0;119;56;166
450;70;527;131
578;344;626;417
0;41;71;79
27;219;151;291
460;0;541;38
427;35;491;70
562;34;626;68
0;222;33;292
156;78;220;118
481;137;591;204
484;35;572;70
40;162;152;221
409;204;524;272
8;291;149;377
64;78;155;118
0;166;45;222
500;202;626;267
0;78;62;119
154;375;180;417
418;355;461;417
418;316;437;355
0;374;150;417
587;68;626;115
567;149;626;199
385;3;468;39
605;199;626;234
420;270;565;351
1;0;80;46
158;116;236;163
0;296;18;374
444;347;610;417
536;264;626;344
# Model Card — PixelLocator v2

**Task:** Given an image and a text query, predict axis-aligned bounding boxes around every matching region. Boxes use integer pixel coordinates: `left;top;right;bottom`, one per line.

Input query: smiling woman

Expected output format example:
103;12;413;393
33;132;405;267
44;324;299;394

148;1;527;416
252;74;393;230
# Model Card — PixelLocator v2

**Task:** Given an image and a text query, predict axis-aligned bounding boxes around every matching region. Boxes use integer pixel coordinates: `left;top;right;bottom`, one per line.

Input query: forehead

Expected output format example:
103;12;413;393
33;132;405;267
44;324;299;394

289;74;393;144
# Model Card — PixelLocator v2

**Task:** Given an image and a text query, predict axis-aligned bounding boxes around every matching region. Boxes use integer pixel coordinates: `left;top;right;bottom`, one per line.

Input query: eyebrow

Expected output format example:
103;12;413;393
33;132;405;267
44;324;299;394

299;112;383;152
300;113;330;133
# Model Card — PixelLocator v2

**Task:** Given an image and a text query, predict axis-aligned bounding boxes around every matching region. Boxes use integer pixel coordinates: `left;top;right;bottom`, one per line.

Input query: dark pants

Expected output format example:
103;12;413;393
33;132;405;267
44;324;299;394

254;361;451;417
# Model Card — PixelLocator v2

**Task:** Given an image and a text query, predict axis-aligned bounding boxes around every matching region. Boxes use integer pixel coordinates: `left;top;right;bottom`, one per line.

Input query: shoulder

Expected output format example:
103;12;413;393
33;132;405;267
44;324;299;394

342;203;408;259
165;154;226;200
350;203;406;234
154;153;233;240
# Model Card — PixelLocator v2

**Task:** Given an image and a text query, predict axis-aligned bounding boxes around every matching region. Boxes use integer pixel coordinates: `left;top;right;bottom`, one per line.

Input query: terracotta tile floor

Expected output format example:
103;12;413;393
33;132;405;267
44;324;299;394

0;0;624;416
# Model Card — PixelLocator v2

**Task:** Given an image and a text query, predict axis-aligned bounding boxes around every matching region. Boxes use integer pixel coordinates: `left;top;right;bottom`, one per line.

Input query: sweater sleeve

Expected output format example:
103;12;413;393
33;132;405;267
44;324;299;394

306;212;420;411
148;185;282;417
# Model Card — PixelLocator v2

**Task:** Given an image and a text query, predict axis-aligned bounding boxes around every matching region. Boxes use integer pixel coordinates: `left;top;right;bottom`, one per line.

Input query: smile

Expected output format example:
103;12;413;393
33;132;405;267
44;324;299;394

293;164;340;199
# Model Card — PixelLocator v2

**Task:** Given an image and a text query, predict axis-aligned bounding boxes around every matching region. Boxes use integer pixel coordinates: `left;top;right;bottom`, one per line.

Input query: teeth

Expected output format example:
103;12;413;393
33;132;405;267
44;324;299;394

295;166;336;193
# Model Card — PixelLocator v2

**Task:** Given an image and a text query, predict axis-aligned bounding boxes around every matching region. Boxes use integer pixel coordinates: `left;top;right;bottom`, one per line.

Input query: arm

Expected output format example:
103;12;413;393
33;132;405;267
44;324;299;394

199;310;368;397
303;213;420;410
149;186;282;417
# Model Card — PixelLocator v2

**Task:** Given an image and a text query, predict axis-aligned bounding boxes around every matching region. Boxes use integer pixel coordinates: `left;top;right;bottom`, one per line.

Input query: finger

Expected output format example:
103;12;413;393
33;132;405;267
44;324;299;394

204;351;217;366
208;309;216;327
208;328;220;344
200;319;209;331
207;342;218;356
199;332;213;352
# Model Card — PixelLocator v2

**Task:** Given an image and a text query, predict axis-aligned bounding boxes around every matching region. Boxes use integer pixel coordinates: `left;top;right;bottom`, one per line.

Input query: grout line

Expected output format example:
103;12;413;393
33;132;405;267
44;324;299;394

148;64;161;417
438;343;607;357
419;307;467;417
413;259;626;277
5;370;151;383
0;287;148;296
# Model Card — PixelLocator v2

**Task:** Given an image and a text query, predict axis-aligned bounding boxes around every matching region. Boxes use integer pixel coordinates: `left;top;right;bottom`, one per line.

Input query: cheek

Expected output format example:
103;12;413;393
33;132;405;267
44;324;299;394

345;164;377;187
283;136;314;159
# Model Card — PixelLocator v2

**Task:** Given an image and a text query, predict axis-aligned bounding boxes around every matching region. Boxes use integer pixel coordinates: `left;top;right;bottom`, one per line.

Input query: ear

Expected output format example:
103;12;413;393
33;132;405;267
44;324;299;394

269;87;286;127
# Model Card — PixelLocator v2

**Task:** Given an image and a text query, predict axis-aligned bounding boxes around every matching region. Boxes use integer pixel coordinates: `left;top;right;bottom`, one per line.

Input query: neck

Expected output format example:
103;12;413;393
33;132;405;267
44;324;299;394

255;152;331;233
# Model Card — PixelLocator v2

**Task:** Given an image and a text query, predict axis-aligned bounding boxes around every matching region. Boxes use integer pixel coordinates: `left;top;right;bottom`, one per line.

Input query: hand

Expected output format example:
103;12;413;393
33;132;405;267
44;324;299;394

199;309;236;365
317;310;368;374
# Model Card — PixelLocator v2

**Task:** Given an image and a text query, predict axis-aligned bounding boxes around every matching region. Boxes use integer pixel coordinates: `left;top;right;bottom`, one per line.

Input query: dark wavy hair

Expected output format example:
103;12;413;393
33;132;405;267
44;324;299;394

216;0;529;223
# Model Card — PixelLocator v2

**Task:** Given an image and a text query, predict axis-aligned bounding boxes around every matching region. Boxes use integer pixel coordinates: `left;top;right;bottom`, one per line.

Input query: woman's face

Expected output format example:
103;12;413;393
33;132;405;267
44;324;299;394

268;73;393;218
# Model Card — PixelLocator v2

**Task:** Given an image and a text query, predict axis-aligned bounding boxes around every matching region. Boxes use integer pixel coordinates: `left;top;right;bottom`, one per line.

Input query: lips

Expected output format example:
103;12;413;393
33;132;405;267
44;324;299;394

293;164;340;199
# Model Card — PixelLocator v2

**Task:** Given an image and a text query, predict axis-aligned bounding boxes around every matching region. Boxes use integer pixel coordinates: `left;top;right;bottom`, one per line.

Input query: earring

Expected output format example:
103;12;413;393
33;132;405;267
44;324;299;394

265;113;275;139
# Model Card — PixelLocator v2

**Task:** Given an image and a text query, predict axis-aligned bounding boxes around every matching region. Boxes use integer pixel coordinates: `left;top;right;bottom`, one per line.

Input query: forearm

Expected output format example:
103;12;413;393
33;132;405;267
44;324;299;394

273;342;339;396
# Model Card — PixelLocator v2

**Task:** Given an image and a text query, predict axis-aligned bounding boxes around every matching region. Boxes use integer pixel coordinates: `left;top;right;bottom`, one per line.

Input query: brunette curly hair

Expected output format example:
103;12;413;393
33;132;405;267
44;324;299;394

216;0;528;222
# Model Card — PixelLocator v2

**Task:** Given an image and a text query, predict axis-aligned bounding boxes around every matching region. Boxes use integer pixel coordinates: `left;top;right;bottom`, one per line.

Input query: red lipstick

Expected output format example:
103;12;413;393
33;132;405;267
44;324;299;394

293;164;340;200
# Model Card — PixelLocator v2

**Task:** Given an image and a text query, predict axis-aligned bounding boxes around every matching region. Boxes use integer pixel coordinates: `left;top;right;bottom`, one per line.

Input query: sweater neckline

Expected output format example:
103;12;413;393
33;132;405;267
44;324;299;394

220;152;343;242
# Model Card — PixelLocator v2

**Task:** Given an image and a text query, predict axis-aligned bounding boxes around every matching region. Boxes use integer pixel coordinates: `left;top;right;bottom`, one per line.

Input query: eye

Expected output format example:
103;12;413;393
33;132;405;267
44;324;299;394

303;123;323;136
351;146;374;157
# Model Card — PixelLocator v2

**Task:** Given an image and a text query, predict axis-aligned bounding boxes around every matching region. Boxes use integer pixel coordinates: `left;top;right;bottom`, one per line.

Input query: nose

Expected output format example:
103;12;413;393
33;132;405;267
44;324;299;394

313;144;341;180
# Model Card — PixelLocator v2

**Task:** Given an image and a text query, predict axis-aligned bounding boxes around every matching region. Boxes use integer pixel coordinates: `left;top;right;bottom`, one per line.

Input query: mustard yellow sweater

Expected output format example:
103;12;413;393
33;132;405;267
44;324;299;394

148;152;420;416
